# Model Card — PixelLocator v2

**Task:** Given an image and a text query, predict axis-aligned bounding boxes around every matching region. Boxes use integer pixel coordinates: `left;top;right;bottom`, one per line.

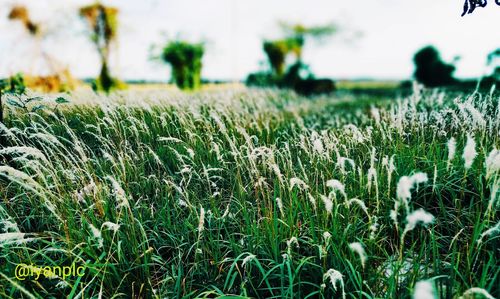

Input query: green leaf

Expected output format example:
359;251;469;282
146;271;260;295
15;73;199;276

26;97;43;103
55;97;70;104
6;98;23;108
31;105;46;112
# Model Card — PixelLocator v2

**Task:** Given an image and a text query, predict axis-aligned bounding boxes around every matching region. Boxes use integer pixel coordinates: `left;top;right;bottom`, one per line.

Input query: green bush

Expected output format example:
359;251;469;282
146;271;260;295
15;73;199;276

161;41;204;90
413;46;457;87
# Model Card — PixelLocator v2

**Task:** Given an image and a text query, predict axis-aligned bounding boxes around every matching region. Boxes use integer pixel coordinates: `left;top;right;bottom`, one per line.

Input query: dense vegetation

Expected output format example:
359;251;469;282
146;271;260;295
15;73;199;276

0;87;498;298
161;42;205;91
79;3;124;93
247;23;337;96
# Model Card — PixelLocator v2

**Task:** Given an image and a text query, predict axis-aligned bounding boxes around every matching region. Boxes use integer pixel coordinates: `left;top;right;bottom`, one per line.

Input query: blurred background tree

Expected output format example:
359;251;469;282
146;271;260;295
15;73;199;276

79;3;125;93
8;6;39;36
263;40;289;77
6;5;75;92
160;41;204;90
487;49;500;81
248;22;337;95
278;22;337;61
262;22;337;78
413;46;457;87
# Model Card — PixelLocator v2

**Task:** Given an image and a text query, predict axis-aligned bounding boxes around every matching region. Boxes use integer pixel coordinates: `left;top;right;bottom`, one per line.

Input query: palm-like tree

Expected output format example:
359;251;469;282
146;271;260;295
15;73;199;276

263;22;337;77
79;3;122;92
6;5;75;92
8;6;39;36
279;22;336;60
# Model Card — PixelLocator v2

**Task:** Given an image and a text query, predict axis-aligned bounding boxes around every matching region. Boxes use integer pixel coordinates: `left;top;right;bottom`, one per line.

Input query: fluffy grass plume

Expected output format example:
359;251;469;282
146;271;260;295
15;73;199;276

0;88;498;298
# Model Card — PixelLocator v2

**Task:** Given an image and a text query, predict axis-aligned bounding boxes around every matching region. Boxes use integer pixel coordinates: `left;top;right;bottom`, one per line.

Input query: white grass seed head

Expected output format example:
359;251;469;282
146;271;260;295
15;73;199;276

413;280;436;299
447;137;456;164
403;208;435;234
348;242;367;268
463;134;477;170
485;148;500;179
321;195;333;214
326;179;346;197
323;268;345;299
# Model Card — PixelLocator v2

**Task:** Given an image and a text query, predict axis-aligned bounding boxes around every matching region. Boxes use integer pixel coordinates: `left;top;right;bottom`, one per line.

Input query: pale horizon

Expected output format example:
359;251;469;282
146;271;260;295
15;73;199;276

0;0;498;82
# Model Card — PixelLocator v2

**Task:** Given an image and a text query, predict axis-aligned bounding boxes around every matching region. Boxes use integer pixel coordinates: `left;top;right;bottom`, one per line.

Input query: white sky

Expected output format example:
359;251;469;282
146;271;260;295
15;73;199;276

0;0;499;81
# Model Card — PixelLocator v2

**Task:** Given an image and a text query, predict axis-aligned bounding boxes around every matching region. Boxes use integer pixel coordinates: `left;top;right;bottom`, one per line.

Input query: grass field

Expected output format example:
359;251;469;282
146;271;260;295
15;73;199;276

0;86;498;298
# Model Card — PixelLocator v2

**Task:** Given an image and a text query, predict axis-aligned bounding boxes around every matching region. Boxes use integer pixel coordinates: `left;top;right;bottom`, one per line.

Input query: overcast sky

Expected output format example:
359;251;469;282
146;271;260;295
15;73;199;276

0;0;499;81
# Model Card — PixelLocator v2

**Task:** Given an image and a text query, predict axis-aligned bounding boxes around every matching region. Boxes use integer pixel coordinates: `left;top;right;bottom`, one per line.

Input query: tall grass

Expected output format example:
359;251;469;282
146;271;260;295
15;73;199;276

0;87;498;298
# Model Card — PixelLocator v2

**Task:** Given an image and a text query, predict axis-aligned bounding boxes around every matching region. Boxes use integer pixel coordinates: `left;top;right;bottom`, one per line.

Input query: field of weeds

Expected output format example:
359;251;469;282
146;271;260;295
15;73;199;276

0;87;498;298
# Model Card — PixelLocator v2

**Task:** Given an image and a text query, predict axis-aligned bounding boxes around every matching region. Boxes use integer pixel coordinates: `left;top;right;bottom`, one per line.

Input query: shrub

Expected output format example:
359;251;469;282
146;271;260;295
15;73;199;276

161;41;204;90
413;46;457;87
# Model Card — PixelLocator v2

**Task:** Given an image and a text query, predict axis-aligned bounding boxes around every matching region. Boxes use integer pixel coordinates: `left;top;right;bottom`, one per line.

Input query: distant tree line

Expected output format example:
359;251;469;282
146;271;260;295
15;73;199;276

2;3;500;94
411;45;500;90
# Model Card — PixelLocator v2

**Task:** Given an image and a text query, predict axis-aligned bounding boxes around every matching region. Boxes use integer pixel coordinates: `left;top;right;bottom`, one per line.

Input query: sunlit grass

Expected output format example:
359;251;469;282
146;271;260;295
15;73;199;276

0;87;498;298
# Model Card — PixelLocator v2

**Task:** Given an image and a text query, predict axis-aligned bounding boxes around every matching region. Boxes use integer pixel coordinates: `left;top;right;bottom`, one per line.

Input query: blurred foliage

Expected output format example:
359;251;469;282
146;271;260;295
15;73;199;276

247;62;336;96
407;46;499;92
280;62;336;96
262;22;337;78
8;5;39;36
487;49;500;81
278;22;337;60
0;74;71;127
263;40;289;77
79;3;119;55
0;73;26;123
79;3;123;93
7;5;78;92
91;62;126;93
413;46;457;87
24;70;76;93
0;74;26;95
161;41;204;90
248;22;337;95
